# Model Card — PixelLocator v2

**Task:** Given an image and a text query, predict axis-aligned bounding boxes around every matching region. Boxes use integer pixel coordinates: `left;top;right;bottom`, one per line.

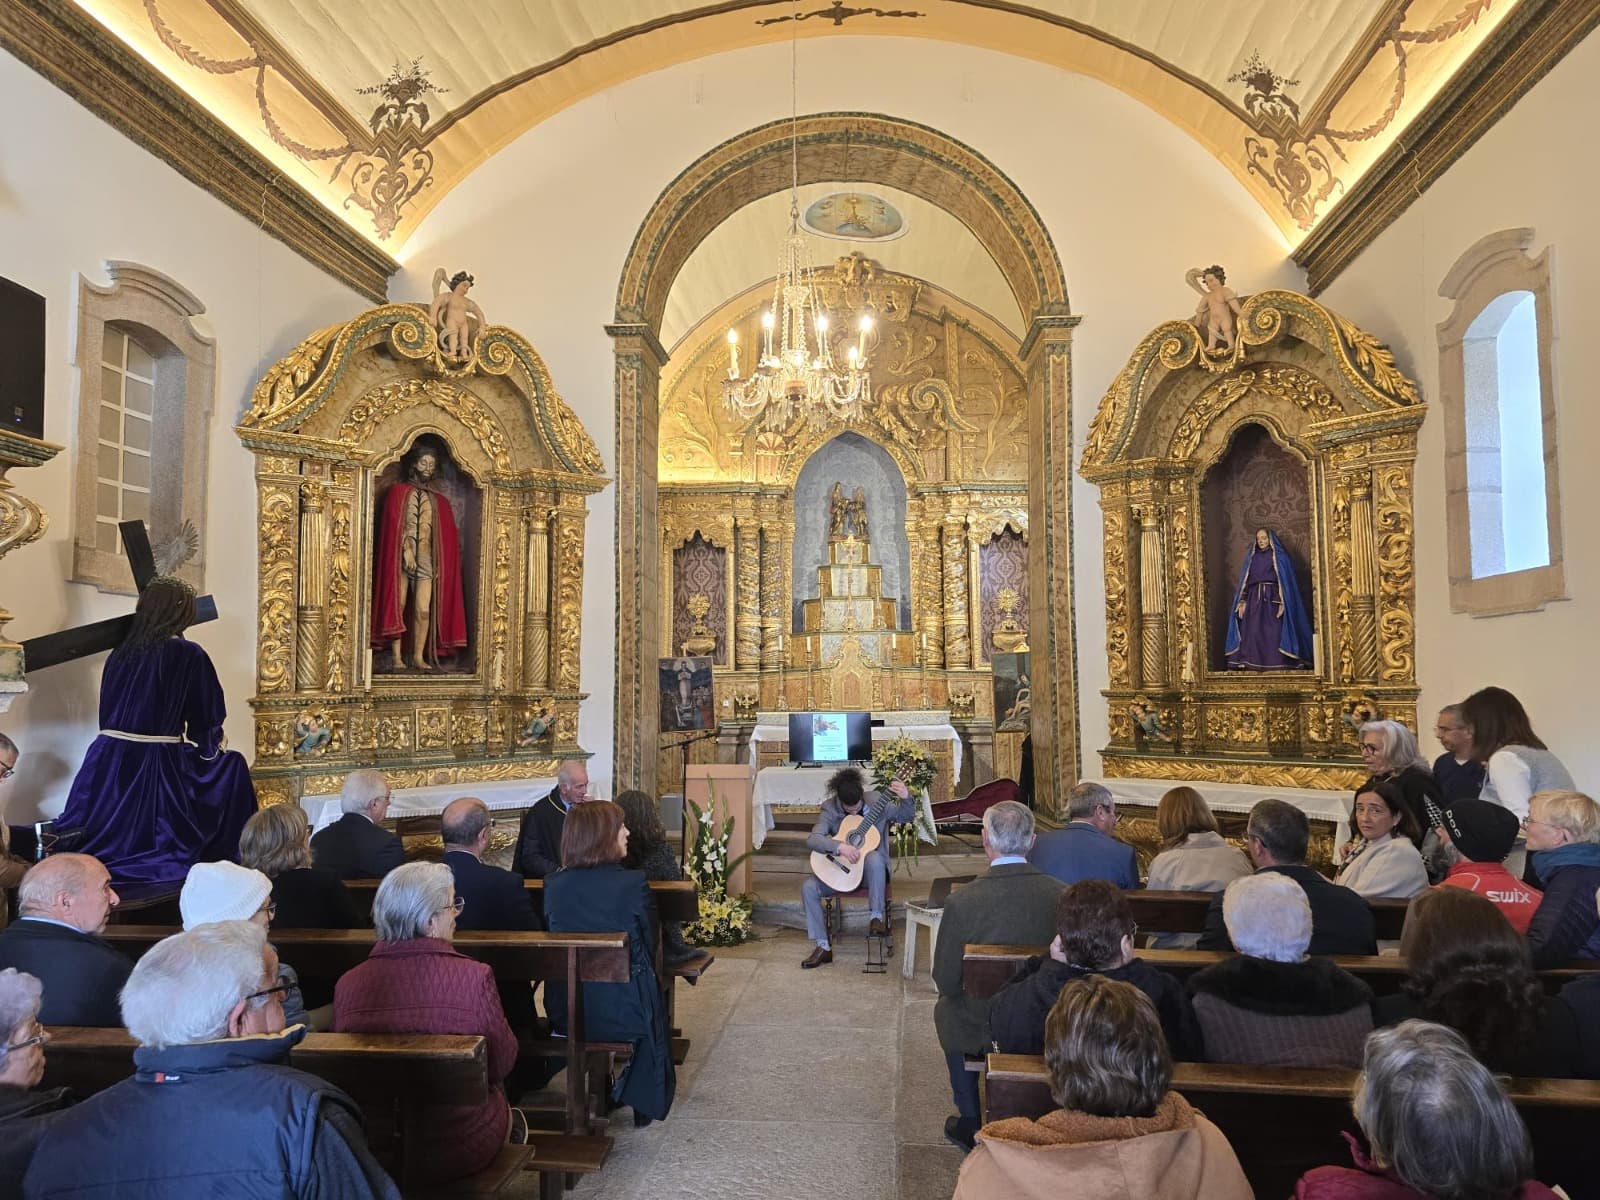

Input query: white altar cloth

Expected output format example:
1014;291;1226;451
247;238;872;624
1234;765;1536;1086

1104;777;1351;828
750;766;937;850
302;776;555;834
747;720;962;783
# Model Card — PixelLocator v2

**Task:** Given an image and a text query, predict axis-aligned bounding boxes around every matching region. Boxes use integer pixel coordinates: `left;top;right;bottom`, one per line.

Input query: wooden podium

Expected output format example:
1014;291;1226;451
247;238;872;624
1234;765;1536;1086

684;764;754;896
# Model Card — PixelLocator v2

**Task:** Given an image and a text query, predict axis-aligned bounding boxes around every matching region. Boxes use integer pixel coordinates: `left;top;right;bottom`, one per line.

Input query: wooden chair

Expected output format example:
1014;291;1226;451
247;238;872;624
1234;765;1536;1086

821;845;894;974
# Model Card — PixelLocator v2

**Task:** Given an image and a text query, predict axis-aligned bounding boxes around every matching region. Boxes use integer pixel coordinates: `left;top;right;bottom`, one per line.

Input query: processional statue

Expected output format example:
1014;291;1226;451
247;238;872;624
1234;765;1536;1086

828;482;869;542
372;436;469;671
1225;527;1313;671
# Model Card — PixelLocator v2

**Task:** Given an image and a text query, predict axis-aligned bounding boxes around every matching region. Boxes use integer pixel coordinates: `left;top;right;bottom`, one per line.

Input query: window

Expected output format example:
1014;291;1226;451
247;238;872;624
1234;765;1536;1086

1437;231;1564;616
95;327;155;556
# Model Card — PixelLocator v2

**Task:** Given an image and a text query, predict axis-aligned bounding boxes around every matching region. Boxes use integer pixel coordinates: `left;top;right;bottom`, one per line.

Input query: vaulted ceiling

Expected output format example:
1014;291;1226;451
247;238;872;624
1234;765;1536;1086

71;0;1518;252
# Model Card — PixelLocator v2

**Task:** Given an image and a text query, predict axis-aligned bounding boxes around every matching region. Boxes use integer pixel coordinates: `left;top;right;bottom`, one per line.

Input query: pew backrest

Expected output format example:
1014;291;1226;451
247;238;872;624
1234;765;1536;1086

340;877;700;924
1128;890;1408;942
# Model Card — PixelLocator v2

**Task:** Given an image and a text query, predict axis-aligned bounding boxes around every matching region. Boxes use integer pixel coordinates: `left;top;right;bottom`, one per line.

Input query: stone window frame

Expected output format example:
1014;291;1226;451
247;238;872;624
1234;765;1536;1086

71;262;214;595
1436;229;1565;617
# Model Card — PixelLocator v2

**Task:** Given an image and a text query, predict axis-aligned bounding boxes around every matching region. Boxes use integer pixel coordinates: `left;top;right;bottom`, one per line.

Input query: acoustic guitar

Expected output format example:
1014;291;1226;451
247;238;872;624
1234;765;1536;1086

809;791;894;892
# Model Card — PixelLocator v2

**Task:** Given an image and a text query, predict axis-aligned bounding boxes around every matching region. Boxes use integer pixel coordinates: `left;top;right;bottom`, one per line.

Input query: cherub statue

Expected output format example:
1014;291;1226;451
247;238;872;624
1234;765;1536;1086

429;269;485;362
1129;698;1172;742
517;705;553;747
293;711;332;756
1186;265;1244;354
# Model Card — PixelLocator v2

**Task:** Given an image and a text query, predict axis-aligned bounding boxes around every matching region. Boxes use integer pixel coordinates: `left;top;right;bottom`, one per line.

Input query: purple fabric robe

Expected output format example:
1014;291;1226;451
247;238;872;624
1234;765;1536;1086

1227;547;1296;670
56;637;257;885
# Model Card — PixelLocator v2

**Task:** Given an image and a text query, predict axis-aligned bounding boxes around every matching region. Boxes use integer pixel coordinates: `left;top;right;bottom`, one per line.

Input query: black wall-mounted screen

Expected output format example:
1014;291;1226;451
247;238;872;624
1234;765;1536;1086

787;712;873;765
0;278;45;440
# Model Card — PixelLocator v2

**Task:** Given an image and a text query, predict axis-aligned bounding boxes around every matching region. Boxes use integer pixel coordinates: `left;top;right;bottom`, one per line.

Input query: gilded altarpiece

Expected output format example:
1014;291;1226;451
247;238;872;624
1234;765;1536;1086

237;306;608;806
1081;291;1424;790
657;259;1035;795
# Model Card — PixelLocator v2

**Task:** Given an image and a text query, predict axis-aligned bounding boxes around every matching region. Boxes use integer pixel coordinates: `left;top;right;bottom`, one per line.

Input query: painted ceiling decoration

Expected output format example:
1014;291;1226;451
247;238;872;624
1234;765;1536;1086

802;191;909;242
70;0;1517;250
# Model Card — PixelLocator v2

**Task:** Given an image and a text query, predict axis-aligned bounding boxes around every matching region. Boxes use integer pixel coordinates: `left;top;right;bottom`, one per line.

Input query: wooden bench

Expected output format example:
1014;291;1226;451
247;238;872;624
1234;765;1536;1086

984;1054;1600;1200
1126;889;1410;943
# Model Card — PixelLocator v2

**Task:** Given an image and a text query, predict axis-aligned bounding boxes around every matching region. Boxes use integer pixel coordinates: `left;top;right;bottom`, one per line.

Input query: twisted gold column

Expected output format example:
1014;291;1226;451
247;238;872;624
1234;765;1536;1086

942;515;971;669
294;481;327;692
1136;504;1168;689
523;505;551;690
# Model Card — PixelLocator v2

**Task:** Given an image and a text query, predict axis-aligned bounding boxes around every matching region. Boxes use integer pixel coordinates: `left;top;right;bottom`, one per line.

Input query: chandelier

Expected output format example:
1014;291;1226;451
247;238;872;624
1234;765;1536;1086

723;39;872;431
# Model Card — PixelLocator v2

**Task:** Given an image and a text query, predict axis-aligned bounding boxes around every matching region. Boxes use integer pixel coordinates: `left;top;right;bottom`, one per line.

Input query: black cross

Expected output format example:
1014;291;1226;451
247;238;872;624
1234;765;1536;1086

20;521;217;671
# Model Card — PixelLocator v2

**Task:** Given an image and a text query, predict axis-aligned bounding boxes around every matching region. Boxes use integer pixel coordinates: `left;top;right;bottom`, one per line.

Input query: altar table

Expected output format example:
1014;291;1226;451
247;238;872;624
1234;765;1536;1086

747;712;962;807
750;765;938;850
301;776;555;834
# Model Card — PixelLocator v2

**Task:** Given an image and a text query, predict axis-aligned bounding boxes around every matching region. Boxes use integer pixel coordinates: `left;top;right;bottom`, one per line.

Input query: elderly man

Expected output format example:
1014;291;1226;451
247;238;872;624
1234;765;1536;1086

514;761;589;879
1432;704;1486;805
1198;798;1377;956
1027;781;1139;888
311;769;405;880
932;800;1062;1151
0;854;129;1026
25;921;399;1198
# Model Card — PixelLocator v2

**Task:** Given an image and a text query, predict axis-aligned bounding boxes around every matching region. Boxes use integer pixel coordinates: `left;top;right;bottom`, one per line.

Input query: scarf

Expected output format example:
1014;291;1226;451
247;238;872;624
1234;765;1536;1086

1531;841;1600;884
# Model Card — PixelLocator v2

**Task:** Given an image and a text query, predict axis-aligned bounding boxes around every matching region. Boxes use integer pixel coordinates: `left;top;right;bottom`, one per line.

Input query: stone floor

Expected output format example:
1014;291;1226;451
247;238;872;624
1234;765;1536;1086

536;924;966;1200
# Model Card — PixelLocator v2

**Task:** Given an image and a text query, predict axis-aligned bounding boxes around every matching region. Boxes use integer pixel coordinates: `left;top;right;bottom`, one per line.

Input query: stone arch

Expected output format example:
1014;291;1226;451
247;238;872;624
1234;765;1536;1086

610;113;1080;813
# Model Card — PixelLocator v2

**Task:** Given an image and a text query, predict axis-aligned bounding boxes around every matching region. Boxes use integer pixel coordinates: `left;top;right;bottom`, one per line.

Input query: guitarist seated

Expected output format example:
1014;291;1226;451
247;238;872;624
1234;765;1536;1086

800;768;916;968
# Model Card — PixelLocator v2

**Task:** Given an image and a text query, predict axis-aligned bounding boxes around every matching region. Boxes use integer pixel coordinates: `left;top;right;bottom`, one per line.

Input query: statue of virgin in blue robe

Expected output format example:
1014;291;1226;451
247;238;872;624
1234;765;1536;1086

1224;528;1314;671
55;578;257;885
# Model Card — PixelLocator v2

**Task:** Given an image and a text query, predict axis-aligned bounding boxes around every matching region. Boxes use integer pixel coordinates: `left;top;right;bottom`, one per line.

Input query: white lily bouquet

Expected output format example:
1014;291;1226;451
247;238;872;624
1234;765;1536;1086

683;785;755;946
871;736;938;875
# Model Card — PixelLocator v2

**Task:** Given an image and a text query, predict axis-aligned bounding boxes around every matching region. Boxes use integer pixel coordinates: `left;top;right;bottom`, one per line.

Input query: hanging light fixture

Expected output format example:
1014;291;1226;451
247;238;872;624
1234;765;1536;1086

723;35;872;431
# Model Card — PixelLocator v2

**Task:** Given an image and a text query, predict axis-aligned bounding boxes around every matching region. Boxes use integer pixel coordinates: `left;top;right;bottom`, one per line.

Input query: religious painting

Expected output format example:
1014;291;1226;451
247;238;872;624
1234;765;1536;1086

801;192;907;242
370;434;481;675
992;651;1032;732
659;656;714;732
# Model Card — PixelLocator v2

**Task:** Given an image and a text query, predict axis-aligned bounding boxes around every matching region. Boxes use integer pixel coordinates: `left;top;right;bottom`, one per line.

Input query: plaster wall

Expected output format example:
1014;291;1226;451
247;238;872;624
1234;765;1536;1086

0;50;367;821
397;35;1306;793
1318;28;1600;791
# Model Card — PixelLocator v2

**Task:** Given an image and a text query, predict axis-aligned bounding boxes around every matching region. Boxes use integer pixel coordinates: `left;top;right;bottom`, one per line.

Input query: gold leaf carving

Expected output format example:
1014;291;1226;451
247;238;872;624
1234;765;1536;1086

1103;508;1131;687
325;499;352;692
1334;316;1422;407
417;708;450;749
1374;465;1417;682
340;378;512;472
258;486;297;693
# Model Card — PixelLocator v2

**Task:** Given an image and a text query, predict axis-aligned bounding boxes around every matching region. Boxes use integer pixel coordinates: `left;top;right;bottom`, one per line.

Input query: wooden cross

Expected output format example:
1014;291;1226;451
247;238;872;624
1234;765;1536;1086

20;521;217;672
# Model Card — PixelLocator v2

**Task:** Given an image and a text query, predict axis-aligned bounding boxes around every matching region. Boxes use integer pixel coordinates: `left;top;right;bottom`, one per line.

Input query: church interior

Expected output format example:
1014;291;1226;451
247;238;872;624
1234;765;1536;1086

2;0;1599;1196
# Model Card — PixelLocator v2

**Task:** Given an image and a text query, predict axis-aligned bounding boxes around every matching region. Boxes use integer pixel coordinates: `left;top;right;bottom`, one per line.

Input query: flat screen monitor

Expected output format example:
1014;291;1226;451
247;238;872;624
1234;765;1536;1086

788;712;872;765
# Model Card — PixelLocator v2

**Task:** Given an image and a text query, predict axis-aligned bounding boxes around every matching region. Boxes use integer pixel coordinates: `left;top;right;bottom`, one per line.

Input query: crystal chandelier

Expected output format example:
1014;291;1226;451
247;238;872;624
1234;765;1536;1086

723;39;872;431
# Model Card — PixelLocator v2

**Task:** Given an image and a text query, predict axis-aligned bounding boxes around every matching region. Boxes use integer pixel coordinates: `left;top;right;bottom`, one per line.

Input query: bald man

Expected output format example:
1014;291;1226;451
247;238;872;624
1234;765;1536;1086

0;854;131;1025
514;761;589;879
442;797;539;933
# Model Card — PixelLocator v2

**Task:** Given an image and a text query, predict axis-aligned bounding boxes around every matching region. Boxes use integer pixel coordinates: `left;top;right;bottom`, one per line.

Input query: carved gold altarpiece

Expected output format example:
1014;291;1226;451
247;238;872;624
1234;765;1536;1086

1081;290;1424;791
237;306;607;807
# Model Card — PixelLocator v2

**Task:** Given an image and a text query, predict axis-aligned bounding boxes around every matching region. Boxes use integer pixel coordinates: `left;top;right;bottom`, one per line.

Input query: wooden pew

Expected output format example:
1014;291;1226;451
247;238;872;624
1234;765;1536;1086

984;1054;1600;1200
340;877;701;925
1126;889;1410;943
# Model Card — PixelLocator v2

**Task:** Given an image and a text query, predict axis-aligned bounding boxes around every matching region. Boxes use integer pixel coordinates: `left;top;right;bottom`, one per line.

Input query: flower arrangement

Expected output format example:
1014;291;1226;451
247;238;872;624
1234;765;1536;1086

872;736;938;875
682;785;756;946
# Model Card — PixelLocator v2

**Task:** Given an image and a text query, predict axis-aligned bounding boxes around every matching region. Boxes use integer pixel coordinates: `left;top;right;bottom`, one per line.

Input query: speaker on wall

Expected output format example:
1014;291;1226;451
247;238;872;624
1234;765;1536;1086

0;277;46;440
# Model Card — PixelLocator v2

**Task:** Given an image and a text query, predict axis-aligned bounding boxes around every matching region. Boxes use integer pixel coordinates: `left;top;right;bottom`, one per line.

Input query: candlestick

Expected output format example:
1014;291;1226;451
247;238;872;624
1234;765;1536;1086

726;328;739;379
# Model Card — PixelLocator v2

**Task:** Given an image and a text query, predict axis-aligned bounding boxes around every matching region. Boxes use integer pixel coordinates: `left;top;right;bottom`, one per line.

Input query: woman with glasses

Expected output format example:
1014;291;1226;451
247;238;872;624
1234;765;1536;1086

1334;781;1428;900
1352;720;1439;850
180;860;309;1028
0;967;69;1186
333;862;523;1182
1522;789;1600;969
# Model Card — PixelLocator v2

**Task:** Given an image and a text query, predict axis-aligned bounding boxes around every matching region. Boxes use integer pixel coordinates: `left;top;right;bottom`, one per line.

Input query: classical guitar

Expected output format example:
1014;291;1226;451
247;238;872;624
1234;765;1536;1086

809;791;894;892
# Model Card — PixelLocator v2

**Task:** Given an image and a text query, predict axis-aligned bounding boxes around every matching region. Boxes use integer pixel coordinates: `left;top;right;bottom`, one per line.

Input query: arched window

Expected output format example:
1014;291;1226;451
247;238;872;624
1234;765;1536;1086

1438;231;1564;615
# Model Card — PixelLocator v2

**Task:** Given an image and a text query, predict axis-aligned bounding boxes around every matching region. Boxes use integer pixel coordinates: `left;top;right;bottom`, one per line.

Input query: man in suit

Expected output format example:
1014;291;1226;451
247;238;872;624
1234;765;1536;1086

799;769;916;968
310;770;406;880
514;761;588;879
932;800;1063;1151
1198;798;1377;956
1027;781;1139;888
0;854;131;1026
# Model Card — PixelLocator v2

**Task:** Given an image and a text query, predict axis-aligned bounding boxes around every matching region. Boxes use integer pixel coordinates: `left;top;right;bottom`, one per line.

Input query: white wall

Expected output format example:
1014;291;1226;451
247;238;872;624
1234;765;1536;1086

0;50;367;821
397;35;1305;792
1319;28;1600;791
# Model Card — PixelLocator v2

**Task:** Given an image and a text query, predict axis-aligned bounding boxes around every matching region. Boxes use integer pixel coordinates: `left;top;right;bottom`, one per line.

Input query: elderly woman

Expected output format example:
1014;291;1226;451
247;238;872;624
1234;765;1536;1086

333;862;522;1182
1334;780;1428;900
615;789;709;971
956;976;1250;1200
1375;887;1580;1076
239;805;360;931
0;968;69;1185
545;801;675;1126
1295;1020;1562;1199
1524;788;1600;967
1354;720;1440;849
1145;787;1251;948
1190;872;1373;1068
180;860;310;1028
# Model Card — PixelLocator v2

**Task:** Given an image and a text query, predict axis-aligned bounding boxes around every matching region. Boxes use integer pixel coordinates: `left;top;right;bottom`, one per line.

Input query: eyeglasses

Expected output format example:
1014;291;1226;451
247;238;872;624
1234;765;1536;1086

1358;743;1382;755
0;766;15;781
254;902;277;921
0;1031;47;1056
245;982;291;1006
435;896;466;916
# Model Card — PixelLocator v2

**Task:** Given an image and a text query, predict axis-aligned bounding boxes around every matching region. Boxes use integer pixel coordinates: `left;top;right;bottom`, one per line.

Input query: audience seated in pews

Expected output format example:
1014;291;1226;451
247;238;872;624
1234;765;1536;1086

1431;704;1485;805
1374;887;1586;1077
954;976;1251;1200
25;921;399;1199
1144;787;1251;949
933;800;1062;1152
1190;872;1373;1069
1027;782;1138;889
544;800;675;1127
333;862;524;1183
310;770;405;881
0;968;70;1191
0;855;130;1027
181;860;310;1029
988;879;1199;1060
1461;687;1575;831
514;761;588;880
616;789;711;971
241;804;361;929
1432;799;1542;933
1294;1020;1563;1200
1199;799;1377;956
1353;720;1440;849
1334;780;1428;900
1523;788;1600;968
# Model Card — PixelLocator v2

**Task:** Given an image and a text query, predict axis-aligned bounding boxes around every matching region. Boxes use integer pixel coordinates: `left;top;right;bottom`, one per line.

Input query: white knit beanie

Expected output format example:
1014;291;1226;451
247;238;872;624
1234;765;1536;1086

180;862;273;930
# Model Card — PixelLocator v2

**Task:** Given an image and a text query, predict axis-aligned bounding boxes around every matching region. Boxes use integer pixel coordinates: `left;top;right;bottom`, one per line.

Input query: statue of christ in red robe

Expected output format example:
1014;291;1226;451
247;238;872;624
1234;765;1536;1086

372;440;468;670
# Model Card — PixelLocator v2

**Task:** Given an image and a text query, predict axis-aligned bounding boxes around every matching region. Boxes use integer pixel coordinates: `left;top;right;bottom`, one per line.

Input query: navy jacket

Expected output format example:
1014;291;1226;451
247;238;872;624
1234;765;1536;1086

513;790;568;879
988;954;1200;1060
23;1026;398;1199
1198;864;1377;957
310;813;405;881
0;919;132;1027
444;848;542;1033
269;867;361;929
1028;822;1139;889
1527;860;1600;969
1432;752;1486;806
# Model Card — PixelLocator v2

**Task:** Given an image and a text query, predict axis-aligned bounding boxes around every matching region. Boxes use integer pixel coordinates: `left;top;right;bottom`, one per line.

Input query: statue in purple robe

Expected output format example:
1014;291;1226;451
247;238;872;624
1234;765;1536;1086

1224;528;1314;671
54;577;258;886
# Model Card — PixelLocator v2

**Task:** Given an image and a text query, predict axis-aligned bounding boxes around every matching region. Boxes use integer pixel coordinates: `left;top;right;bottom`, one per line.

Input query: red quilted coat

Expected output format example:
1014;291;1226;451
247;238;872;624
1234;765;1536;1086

333;938;518;1182
1296;1134;1564;1199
